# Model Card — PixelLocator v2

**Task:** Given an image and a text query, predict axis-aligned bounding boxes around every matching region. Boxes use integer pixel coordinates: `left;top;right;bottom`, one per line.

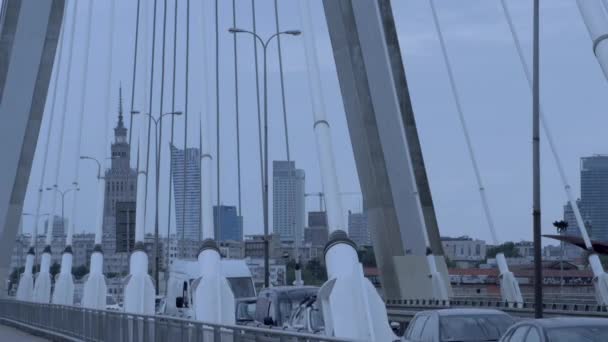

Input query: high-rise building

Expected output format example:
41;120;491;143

101;88;137;273
307;211;327;228
213;205;243;242
348;210;372;247
272;161;305;243
44;215;67;238
170;144;201;241
304;211;328;247
580;155;608;241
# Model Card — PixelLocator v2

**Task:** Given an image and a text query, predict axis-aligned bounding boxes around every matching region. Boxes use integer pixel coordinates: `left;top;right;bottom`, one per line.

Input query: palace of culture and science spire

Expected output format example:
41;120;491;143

102;87;137;275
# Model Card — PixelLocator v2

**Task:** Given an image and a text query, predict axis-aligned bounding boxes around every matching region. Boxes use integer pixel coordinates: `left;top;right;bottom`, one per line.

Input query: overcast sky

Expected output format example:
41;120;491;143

17;0;608;246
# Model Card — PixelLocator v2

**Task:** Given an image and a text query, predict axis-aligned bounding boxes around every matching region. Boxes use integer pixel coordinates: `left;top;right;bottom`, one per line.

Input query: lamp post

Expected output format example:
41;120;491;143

133;110;182;293
229;27;301;288
46;185;79;238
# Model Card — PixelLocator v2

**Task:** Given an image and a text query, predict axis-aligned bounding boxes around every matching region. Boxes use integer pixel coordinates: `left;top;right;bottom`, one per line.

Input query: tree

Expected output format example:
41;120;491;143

9;267;24;285
72;265;89;279
444;257;457;269
357;247;377;268
305;259;327;285
486;242;521;259
50;262;61;278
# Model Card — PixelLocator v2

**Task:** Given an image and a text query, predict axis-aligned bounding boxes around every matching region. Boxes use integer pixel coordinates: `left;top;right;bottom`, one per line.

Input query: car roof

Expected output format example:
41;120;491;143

419;308;510;317
525;317;608;329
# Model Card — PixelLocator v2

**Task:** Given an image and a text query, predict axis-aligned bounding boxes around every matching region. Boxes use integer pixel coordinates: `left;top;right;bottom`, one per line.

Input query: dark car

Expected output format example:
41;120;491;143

403;308;516;342
253;286;319;327
499;317;608;342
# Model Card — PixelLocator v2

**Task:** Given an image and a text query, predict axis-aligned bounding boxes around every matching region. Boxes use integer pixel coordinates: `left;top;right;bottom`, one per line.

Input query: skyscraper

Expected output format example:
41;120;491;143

170;144;201;241
348;210;372;247
102;88;137;274
304;211;328;247
272;161;305;243
213;205;243;242
580;155;608;241
44;215;68;238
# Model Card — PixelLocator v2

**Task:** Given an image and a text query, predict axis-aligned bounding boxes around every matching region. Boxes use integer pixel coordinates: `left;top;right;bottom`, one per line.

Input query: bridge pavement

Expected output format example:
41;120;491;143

0;323;48;341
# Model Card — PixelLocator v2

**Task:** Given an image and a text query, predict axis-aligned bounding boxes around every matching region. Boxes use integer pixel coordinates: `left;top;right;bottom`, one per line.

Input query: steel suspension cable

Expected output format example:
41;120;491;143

127;0;142;161
94;0;116;245
182;0;190;249
200;1;212;242
153;0;169;292
499;0;593;250
166;0;177;268
53;1;78;247
251;0;265;242
55;0;78;247
30;1;71;254
233;0;242;220
215;0;221;239
273;0;298;267
125;0;142;255
428;0;500;245
46;1;73;248
144;0;160;234
69;0;94;248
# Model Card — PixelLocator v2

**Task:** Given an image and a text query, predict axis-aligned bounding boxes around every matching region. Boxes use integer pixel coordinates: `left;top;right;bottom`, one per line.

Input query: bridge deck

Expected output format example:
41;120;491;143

0;323;48;341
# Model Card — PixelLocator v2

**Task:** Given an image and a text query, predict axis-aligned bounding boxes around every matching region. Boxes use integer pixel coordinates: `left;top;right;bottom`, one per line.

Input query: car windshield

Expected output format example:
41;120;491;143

546;326;608;342
277;291;317;325
227;277;256;298
440;314;514;342
236;301;256;321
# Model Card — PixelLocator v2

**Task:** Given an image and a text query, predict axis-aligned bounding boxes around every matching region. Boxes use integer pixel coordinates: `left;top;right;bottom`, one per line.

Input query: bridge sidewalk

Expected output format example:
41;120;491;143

0;323;49;341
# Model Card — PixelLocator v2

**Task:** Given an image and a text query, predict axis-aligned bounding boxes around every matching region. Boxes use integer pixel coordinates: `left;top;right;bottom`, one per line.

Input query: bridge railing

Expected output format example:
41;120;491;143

0;299;353;342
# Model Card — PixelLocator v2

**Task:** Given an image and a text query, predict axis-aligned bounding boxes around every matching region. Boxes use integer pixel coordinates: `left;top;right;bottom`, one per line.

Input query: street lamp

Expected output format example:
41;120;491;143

46;185;79;238
229;27;301;288
133;110;182;293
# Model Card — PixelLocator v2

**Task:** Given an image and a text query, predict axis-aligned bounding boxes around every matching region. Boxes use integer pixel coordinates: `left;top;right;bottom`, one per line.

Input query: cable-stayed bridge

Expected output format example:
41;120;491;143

2;0;608;341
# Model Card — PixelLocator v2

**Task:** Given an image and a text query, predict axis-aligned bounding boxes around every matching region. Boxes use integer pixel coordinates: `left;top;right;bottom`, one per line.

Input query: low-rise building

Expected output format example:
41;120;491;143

245;257;286;289
441;236;486;267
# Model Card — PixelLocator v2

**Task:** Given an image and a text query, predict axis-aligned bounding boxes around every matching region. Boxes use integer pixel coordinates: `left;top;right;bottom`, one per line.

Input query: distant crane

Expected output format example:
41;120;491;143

305;192;361;211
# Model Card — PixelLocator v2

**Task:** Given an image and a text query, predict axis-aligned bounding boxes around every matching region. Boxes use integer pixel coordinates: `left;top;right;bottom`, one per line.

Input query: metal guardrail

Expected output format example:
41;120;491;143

385;298;608;321
0;299;353;342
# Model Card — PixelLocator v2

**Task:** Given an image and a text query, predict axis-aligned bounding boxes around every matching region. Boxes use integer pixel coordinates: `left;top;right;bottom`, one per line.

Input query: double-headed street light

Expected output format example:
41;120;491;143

229;27;301;288
46;185;79;238
132;110;182;294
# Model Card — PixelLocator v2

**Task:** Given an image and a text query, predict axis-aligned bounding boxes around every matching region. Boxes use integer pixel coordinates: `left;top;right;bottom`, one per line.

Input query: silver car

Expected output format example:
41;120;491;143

402;308;515;342
499;317;608;342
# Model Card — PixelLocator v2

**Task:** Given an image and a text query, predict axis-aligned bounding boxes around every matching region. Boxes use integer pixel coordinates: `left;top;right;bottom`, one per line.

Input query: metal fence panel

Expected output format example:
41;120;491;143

0;299;355;342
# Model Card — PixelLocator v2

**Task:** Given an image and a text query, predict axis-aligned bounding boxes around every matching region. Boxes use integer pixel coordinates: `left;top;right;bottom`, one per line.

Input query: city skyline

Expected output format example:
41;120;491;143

18;0;608;246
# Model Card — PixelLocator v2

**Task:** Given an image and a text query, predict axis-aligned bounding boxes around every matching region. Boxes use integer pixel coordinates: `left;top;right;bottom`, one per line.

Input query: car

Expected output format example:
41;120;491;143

284;295;324;334
402;308;516;342
499;317;608;342
252;286;319;327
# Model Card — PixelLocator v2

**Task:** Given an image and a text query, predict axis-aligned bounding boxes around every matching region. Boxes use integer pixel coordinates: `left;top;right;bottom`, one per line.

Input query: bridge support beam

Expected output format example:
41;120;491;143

0;0;65;297
323;0;450;300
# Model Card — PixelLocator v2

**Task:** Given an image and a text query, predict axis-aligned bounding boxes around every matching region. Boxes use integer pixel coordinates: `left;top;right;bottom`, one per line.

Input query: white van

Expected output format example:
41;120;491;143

163;259;256;319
